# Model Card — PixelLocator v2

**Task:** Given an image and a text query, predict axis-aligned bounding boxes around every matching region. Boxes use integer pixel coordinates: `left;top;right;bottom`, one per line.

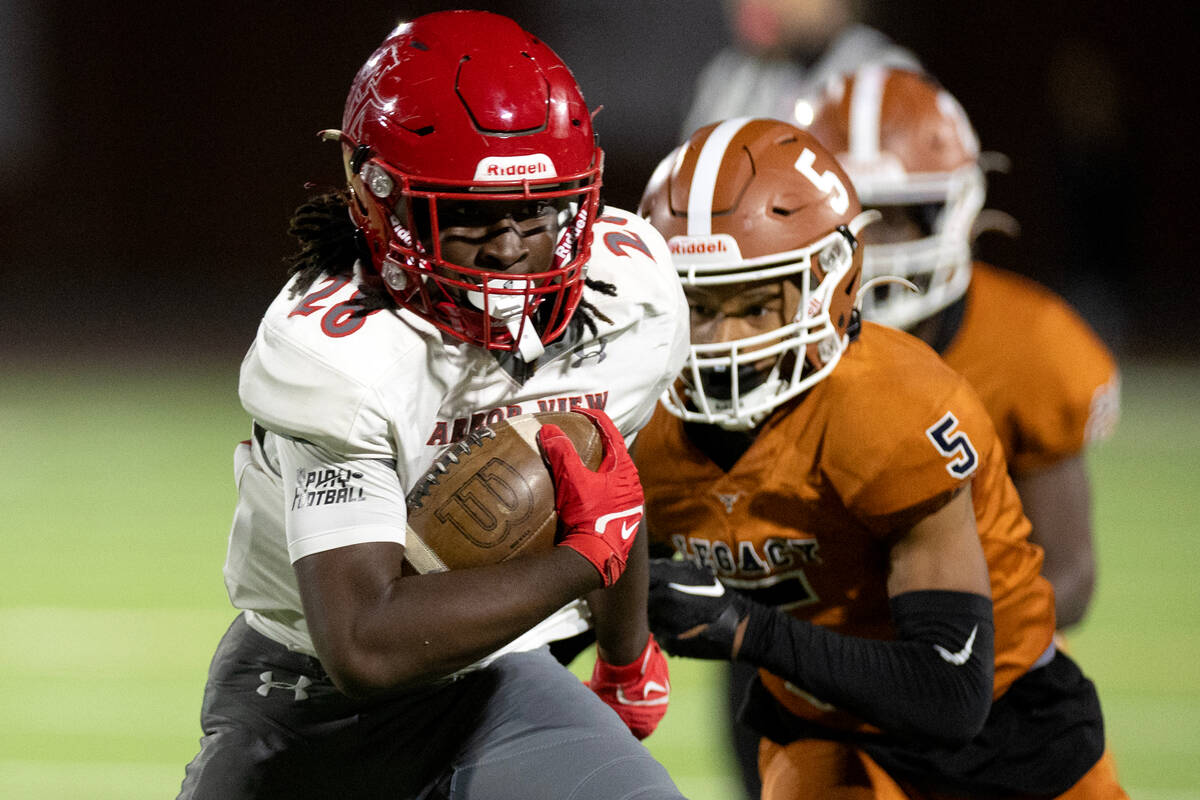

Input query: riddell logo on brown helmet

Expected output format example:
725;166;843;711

668;234;742;263
474;154;557;181
671;239;726;255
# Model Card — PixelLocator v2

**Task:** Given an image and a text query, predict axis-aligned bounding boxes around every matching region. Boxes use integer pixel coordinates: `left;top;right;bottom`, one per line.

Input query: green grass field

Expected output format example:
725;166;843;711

2;359;1197;799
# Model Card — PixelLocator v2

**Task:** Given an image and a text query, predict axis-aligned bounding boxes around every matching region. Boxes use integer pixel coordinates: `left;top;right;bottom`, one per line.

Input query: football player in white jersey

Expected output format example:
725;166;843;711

177;11;689;800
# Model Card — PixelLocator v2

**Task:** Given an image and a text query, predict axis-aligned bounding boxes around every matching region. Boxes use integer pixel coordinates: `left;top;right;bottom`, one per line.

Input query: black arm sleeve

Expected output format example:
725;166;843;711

738;590;995;746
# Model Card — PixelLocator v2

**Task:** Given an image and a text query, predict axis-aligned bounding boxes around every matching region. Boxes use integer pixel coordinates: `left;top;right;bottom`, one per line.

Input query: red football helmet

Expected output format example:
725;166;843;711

807;66;985;330
329;11;603;355
639;117;876;429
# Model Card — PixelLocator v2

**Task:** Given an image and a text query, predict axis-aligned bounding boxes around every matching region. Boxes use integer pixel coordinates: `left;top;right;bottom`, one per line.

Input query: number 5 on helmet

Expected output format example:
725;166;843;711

537;408;644;586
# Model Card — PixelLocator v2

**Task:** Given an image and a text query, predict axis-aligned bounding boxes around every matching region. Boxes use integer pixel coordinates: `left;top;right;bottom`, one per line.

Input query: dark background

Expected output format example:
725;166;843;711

3;0;1195;364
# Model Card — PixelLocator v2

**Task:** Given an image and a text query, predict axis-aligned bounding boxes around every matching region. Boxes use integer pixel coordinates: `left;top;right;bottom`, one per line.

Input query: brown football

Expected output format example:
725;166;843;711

404;411;605;572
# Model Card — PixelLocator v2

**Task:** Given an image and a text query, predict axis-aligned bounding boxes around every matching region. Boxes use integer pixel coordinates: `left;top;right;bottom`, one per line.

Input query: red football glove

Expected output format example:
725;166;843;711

537;407;644;586
588;634;671;739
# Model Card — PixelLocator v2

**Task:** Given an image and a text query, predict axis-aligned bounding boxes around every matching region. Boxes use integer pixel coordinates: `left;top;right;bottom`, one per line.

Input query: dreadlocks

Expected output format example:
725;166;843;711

575;277;615;338
283;191;393;312
282;191;619;336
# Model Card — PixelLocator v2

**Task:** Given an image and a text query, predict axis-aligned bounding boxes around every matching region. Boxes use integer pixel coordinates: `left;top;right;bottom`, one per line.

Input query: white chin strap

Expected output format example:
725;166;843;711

466;279;545;360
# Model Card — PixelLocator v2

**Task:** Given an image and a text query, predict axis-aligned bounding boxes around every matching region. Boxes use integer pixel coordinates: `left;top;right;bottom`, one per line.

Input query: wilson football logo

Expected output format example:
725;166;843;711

407;412;603;571
433;459;535;549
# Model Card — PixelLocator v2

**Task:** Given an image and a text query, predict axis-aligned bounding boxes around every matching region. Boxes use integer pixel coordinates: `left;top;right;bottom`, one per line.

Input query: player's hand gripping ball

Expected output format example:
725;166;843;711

536;407;645;586
406;409;639;578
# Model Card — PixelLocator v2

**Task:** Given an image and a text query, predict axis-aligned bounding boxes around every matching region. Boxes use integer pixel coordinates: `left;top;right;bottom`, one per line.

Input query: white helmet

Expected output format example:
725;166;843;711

808;65;985;330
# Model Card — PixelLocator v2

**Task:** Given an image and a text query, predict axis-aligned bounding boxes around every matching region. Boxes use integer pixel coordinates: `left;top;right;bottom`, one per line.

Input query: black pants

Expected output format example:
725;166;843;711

741;650;1105;798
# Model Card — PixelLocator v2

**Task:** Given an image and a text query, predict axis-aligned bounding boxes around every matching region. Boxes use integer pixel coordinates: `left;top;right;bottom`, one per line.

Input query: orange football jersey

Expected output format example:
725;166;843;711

943;264;1120;474
638;322;1055;734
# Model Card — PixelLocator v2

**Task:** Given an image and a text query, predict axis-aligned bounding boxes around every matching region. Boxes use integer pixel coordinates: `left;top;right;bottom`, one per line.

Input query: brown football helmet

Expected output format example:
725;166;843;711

639;117;876;429
807;66;985;330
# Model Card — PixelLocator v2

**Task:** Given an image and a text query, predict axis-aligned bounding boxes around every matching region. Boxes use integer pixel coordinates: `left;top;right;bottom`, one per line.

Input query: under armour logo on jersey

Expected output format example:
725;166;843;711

257;671;312;701
571;337;608;367
714;491;742;514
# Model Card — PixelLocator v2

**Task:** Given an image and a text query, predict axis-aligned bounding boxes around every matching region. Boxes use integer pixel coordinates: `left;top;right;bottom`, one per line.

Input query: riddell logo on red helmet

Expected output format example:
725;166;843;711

474;155;557;181
487;162;547;177
668;234;742;263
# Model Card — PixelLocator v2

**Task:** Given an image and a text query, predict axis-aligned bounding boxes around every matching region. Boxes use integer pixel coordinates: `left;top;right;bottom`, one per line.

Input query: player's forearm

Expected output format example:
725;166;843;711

740;590;995;746
304;547;599;696
1014;457;1097;630
1041;551;1099;633
588;524;651;666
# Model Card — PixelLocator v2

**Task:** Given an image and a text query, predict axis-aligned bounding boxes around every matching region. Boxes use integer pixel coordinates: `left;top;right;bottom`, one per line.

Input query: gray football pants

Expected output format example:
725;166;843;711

178;614;687;799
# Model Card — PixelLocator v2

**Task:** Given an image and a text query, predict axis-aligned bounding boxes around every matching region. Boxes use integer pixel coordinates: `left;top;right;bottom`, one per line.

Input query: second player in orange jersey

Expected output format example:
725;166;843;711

636;117;1126;798
807;66;1120;630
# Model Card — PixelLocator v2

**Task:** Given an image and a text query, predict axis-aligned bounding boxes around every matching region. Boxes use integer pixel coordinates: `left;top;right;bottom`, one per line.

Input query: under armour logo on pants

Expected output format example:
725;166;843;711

257;671;312;701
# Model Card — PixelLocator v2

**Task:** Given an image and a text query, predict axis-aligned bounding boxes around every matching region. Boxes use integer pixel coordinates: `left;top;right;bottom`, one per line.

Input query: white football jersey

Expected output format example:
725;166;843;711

224;208;689;663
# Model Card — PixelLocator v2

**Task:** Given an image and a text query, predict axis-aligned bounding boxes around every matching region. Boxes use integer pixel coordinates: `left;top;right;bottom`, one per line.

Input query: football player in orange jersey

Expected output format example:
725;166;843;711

636;118;1127;798
806;65;1120;633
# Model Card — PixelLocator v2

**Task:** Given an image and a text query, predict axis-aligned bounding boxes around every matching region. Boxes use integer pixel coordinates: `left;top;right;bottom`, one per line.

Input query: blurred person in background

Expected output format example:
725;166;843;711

177;11;690;799
807;65;1121;636
637;116;1128;799
681;0;919;138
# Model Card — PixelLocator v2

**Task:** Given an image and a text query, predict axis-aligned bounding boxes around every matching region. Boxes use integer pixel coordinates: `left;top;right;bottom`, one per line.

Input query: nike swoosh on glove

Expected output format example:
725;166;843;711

647;558;750;660
538;408;644;587
587;634;670;739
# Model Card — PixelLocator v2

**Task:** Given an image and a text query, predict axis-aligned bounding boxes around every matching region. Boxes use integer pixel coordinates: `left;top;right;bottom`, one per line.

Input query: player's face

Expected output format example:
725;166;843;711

684;278;802;402
687;279;798;351
436;198;560;275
